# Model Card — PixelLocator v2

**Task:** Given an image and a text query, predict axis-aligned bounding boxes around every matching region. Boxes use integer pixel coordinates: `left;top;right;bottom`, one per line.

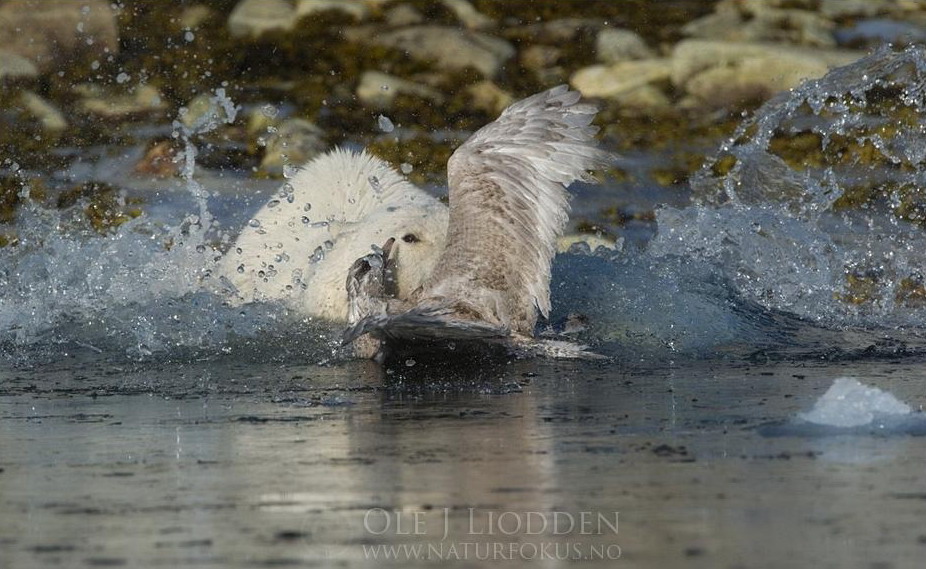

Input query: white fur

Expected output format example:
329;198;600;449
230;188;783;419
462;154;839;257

216;149;448;321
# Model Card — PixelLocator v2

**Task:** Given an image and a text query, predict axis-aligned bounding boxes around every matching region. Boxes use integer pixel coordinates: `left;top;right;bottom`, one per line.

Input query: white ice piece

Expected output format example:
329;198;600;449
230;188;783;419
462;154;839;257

798;377;912;428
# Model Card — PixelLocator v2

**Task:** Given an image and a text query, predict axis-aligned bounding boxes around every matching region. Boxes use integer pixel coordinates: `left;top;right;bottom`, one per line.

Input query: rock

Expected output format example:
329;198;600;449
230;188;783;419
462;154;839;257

671;40;863;89
260;118;326;175
571;59;672;99
612;85;673;111
596;28;654;63
76;84;167;119
19;91;67;132
440;0;493;30
520;45;561;73
134;137;183;179
353;26;515;78
296;0;368;20
466;80;514;115
179;5;214;30
672;41;864;108
519;44;569;82
518;18;603;43
228;0;296;38
819;0;894;19
384;4;424;27
356;71;444;109
0;49;38;80
682;4;836;47
0;0;118;71
557;234;619;254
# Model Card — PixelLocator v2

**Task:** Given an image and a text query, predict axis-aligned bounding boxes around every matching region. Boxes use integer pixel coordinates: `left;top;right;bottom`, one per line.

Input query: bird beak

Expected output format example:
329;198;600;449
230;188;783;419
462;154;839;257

381;237;396;260
382;237;398;298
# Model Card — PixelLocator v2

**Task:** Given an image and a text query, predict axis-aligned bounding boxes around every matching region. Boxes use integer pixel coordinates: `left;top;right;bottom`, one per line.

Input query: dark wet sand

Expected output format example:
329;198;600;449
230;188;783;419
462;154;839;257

2;355;925;568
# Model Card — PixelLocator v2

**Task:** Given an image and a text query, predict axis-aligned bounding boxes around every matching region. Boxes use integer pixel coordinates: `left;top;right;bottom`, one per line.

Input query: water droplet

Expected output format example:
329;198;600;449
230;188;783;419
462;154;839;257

247;219;261;228
303;203;312;212
405;358;416;367
90;60;100;70
310;221;329;228
116;72;130;84
368;175;383;194
377;114;395;133
280;182;295;203
184;30;195;42
266;199;281;208
261;104;279;118
283;164;299;179
236;264;245;274
301;216;310;224
348;197;356;204
309;246;325;264
400;162;413;174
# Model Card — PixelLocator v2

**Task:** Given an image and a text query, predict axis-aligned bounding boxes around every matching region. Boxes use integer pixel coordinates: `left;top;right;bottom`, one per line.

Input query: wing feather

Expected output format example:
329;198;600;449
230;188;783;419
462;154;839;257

420;85;612;334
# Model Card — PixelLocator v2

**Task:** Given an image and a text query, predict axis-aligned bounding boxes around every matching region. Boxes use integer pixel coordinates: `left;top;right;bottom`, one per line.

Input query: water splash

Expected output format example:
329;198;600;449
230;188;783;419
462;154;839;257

0;89;341;364
650;46;926;328
7;51;926;364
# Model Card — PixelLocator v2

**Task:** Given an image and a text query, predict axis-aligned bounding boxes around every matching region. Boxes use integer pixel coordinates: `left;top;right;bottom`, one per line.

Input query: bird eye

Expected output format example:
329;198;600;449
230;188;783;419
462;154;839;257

402;233;420;243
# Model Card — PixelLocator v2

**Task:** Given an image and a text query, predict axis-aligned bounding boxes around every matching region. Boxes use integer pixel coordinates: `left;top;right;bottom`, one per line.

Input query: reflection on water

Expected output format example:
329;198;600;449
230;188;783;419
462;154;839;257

2;357;925;567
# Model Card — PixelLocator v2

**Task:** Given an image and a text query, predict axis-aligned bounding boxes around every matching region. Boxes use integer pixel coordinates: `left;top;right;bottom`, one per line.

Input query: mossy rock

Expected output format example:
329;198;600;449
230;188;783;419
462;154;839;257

57;181;143;234
838;269;883;306
0;176;47;225
896;276;926;308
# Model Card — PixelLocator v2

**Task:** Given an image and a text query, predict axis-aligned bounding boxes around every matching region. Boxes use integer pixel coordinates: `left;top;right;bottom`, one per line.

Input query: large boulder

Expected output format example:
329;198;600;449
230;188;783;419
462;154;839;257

672;40;864;106
682;2;836;47
571;59;672;103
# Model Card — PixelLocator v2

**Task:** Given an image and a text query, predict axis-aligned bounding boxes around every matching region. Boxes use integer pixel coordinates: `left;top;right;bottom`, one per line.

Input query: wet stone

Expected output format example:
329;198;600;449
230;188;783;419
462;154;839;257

0;49;38;80
227;0;296;38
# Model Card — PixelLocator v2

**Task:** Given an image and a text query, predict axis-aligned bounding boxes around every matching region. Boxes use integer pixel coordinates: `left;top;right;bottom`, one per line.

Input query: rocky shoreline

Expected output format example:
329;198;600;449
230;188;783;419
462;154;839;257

0;0;924;235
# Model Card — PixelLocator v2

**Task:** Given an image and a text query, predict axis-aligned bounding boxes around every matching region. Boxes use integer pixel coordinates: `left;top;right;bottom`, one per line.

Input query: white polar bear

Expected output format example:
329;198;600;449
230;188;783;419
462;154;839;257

216;148;449;321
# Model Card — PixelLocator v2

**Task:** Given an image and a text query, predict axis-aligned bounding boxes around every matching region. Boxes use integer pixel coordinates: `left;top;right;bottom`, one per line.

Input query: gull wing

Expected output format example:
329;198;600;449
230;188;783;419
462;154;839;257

420;85;612;334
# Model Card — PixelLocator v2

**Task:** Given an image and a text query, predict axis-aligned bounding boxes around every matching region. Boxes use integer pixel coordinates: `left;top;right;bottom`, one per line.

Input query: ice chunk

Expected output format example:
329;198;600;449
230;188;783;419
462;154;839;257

798;377;911;428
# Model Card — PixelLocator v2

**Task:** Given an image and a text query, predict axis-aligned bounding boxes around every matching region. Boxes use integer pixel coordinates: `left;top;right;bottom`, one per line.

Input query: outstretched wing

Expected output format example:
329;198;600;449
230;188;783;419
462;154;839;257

421;85;612;334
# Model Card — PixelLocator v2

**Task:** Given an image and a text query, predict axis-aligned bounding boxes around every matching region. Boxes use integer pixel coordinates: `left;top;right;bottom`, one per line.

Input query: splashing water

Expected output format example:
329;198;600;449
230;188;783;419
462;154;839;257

650;46;926;329
0;89;338;364
6;50;926;364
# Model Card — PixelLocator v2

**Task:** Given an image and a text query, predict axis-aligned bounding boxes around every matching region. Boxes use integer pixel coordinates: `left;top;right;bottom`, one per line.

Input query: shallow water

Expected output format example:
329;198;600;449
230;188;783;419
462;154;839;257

2;356;926;568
